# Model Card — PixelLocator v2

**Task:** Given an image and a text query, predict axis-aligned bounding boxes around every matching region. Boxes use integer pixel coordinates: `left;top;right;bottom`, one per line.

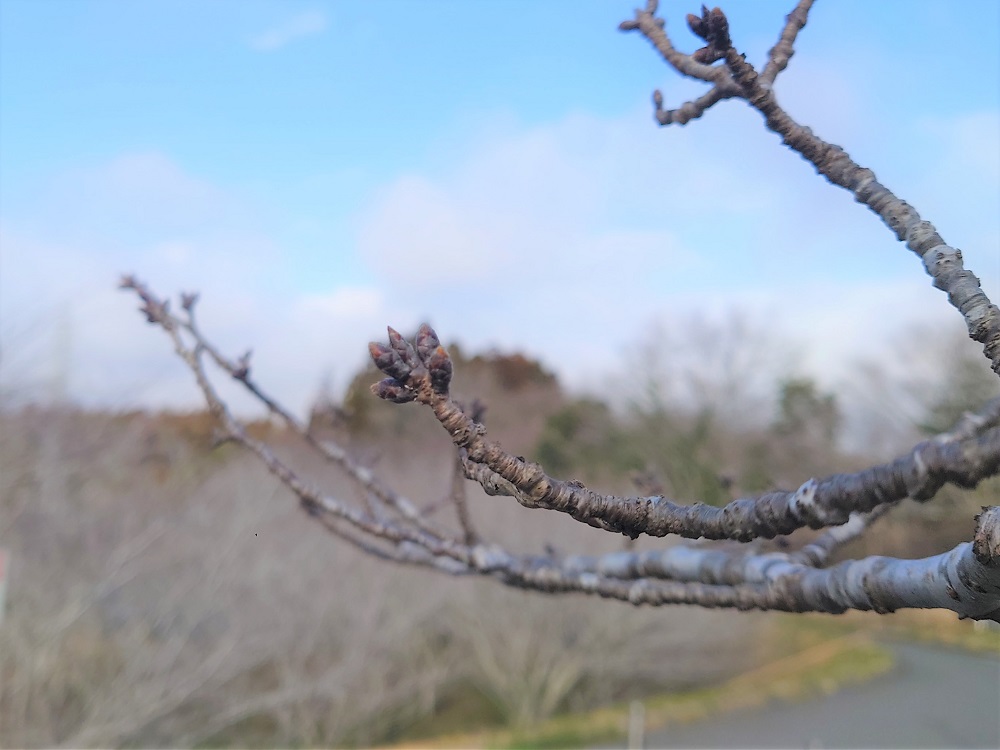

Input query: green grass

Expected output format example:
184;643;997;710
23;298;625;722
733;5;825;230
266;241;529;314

382;632;894;750
494;636;892;750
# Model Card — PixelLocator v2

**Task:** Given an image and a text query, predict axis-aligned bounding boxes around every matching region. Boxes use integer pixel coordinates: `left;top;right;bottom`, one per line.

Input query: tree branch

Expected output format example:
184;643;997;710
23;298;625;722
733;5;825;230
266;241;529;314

369;325;1000;542
121;278;1000;621
622;2;1000;373
119;2;1000;624
652;85;739;126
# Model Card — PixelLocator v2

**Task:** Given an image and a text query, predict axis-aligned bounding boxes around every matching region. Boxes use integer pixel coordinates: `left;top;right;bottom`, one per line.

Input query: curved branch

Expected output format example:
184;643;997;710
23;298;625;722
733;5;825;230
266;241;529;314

562;504;895;585
370;325;1000;542
653;85;739;126
501;512;1000;621
723;46;1000;374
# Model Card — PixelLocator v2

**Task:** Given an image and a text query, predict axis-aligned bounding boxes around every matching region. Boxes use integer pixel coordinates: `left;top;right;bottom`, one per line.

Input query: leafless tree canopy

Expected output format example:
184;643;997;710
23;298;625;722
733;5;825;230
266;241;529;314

123;0;1000;621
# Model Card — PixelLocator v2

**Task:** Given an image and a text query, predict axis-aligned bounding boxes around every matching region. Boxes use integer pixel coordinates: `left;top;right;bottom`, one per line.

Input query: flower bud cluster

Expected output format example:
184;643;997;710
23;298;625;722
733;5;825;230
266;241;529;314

369;323;453;403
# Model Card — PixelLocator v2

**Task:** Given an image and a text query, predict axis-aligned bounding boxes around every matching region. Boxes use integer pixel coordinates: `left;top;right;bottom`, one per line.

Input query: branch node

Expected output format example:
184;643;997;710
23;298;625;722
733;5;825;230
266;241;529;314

180;291;200;312
233;350;252;380
973;507;1000;565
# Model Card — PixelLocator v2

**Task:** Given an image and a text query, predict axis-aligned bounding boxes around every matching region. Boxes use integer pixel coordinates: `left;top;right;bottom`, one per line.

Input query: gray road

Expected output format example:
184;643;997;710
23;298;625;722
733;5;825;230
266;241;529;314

636;642;1000;749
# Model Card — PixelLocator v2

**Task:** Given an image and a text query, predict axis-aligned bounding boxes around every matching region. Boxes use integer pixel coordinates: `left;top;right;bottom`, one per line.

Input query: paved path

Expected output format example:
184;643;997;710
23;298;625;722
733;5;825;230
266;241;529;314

637;642;1000;749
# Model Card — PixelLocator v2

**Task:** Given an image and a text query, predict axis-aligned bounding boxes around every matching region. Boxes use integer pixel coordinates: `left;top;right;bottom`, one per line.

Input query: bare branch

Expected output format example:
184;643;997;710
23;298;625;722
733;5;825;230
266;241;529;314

619;3;1000;374
123;276;444;541
761;0;815;84
501;515;1000;619
369;325;1000;542
619;3;732;86
121;279;1000;620
119;3;1000;626
652;85;738;126
722;44;1000;373
787;504;894;567
561;505;894;586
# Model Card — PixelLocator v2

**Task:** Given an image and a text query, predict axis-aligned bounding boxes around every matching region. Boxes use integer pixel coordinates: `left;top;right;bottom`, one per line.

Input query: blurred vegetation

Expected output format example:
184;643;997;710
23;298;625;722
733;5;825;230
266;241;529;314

390;626;894;750
3;328;998;748
917;346;1000;435
535;398;641;480
533;375;844;507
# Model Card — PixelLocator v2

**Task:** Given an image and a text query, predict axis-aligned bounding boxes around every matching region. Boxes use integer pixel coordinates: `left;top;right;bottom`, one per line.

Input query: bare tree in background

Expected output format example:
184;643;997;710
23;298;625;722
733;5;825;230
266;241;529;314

123;1;1000;621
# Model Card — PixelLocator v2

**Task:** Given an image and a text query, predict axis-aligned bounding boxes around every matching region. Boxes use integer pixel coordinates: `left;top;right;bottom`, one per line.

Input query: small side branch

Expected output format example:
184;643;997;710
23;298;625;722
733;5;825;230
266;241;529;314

787;504;894;567
761;0;815;84
652;85;738;126
562;504;894;585
619;1;733;86
122;276;442;540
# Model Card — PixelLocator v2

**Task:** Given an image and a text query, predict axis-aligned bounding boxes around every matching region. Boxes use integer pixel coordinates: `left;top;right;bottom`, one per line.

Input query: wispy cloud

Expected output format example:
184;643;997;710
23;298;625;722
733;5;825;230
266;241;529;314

248;10;327;52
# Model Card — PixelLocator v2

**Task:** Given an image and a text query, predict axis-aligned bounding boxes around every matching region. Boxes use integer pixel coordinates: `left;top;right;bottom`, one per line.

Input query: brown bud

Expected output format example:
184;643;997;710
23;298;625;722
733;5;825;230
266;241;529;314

369;341;412;381
688;5;729;52
686;12;707;39
387;326;419;368
692;47;725;64
426;345;453;394
415;323;441;363
140;299;169;324
707;7;730;48
370;378;416;404
233;350;252;380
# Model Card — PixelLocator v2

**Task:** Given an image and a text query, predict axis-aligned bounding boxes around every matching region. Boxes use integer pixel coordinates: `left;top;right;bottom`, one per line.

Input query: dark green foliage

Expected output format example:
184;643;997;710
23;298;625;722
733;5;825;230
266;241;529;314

535;399;733;505
630;406;731;506
739;440;774;494
918;355;1000;435
535;399;643;480
773;378;840;448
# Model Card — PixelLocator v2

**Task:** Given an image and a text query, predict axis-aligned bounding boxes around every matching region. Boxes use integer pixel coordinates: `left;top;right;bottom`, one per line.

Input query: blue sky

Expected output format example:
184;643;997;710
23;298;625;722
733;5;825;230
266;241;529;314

1;0;998;427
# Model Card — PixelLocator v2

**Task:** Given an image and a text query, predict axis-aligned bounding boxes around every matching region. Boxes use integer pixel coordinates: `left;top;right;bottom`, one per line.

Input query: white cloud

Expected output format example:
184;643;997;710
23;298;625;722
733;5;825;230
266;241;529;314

298;286;384;320
0;154;294;411
3;73;996;441
0;151;421;417
350;95;998;448
153;240;195;266
358;176;506;286
909;111;1000;300
248;10;327;52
